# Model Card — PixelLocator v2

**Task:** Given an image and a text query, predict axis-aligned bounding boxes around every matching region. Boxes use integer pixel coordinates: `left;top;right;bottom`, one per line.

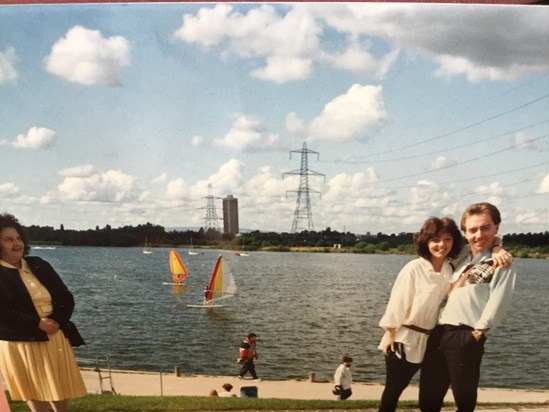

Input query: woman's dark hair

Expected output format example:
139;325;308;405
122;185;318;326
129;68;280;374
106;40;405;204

0;213;30;256
414;217;462;260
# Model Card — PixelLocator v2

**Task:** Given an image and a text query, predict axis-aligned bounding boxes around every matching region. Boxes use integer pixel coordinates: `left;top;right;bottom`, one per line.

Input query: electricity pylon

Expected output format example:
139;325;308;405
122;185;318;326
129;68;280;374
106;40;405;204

283;142;325;233
202;183;222;231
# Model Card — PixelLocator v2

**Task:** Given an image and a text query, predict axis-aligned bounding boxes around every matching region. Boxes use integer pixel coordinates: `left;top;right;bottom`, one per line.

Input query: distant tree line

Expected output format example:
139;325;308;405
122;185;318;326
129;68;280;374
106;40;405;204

25;223;222;248
24;223;549;257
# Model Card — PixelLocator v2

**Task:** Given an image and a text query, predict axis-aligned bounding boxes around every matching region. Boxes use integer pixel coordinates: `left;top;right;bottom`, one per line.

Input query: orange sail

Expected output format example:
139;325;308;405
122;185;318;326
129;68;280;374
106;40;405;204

169;249;189;284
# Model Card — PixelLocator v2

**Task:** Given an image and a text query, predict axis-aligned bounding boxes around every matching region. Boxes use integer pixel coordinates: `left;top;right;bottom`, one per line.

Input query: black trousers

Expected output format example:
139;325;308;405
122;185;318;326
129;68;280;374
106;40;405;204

379;344;421;412
239;359;258;379
419;325;486;412
339;388;352;400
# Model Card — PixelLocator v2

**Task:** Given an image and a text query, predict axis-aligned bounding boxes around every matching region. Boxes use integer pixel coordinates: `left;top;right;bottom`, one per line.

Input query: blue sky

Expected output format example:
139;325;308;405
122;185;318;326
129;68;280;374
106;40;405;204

1;2;548;235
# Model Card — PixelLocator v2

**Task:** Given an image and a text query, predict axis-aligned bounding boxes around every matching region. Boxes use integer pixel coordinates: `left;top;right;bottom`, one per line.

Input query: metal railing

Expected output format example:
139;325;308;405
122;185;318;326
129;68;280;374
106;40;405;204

77;355;117;395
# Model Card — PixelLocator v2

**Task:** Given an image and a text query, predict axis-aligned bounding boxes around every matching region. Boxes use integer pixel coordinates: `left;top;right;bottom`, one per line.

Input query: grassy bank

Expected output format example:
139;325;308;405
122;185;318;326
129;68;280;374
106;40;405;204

6;394;380;411
6;393;548;412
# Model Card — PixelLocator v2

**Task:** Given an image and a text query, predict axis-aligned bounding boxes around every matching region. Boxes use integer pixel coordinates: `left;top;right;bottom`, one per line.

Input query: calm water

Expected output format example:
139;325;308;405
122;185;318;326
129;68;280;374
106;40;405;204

31;247;549;389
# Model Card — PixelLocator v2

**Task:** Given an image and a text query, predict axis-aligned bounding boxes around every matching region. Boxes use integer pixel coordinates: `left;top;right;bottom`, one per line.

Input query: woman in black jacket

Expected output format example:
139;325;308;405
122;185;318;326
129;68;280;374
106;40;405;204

0;213;86;412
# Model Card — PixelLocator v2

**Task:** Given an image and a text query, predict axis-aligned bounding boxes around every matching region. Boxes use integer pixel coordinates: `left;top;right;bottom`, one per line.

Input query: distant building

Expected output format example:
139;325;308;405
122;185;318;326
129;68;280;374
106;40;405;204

223;195;239;237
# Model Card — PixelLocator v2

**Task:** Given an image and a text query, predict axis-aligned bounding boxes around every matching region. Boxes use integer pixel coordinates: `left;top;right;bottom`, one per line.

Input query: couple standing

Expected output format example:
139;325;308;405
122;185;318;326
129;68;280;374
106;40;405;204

378;202;516;412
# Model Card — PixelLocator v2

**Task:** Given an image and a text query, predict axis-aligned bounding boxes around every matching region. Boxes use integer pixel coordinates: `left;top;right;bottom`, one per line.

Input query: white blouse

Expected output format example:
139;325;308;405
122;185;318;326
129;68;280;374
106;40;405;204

378;257;452;363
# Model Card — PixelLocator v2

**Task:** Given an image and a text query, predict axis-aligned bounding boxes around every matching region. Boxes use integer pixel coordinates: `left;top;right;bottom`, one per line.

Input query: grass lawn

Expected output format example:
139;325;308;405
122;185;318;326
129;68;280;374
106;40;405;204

5;392;406;411
6;392;544;411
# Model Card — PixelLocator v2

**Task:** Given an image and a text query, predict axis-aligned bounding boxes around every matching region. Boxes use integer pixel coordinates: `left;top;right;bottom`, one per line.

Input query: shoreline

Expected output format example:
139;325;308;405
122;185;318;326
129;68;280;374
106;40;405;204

79;369;549;404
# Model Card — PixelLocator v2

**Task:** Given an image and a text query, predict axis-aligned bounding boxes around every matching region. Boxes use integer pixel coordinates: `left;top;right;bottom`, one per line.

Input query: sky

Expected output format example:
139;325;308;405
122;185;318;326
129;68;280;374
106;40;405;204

0;2;548;235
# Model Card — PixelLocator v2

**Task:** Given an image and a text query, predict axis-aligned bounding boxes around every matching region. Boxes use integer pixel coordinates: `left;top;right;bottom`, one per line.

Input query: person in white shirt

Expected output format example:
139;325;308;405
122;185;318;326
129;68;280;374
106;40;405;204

377;217;463;412
333;355;353;400
419;203;516;412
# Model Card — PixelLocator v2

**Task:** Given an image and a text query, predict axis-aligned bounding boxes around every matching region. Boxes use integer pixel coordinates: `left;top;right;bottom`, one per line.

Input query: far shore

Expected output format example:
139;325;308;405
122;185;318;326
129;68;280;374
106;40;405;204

30;242;549;259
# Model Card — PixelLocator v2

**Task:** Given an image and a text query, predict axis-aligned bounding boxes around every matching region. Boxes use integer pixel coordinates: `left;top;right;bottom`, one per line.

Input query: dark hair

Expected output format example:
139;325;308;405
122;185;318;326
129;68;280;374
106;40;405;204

460;202;501;231
342;355;353;363
0;213;30;256
222;383;233;391
414;217;462;260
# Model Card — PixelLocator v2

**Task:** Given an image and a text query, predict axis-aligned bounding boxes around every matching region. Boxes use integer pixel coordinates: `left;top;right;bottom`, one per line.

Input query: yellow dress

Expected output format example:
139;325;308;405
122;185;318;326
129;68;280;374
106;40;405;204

0;259;87;401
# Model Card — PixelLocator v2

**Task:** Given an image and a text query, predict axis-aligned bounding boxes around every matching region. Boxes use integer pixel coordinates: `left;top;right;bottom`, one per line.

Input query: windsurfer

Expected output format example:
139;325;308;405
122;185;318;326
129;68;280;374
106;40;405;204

203;285;210;305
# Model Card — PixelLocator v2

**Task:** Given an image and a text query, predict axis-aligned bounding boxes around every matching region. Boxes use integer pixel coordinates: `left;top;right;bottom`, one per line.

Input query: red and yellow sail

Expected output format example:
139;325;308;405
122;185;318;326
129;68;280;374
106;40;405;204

169;249;189;284
205;255;223;302
205;256;237;303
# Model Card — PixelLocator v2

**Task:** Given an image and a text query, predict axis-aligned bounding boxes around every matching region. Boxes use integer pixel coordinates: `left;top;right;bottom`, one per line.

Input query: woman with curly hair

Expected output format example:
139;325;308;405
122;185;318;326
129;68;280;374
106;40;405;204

0;213;86;412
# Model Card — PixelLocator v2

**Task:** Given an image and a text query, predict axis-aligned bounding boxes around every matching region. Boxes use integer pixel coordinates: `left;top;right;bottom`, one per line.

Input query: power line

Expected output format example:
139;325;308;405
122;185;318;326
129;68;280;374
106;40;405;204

339;92;549;160
330;161;548;192
378;132;549;184
324;118;549;165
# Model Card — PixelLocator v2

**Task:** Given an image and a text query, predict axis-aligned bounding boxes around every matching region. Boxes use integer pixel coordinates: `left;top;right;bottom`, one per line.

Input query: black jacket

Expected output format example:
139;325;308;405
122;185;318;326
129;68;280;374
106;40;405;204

0;256;84;346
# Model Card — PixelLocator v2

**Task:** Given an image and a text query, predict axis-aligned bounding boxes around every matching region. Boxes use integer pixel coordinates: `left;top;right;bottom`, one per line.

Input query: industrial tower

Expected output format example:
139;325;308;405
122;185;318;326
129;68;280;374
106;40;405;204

223;194;239;237
283;142;325;233
202;183;222;231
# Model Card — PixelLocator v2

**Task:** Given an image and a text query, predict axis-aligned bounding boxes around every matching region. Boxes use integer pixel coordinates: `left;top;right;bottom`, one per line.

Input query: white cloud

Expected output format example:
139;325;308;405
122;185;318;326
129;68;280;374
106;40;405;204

138;191;150;202
1;127;56;149
202;158;244;195
151;173;167;185
58;169;135;202
175;4;398;83
323;170;378;202
474;181;504;197
0;182;19;196
514;209;549;227
238;165;297;229
316;3;549;82
307;84;386;142
38;194;56;205
321;40;399;79
45;25;130;86
514;131;538;149
173;3;236;47
173;4;549;84
187;4;548;84
409;180;439;209
428;156;457;171
538;174;549;194
214;115;263;150
323;40;378;73
213;115;284;152
251;55;312;83
59;164;95;178
164;178;188;200
0;47;18;85
0;183;40;210
285;112;305;134
191;135;204;146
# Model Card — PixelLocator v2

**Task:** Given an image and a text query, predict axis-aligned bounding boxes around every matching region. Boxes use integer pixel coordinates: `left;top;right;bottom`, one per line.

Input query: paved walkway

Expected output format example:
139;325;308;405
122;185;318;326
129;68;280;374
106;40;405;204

80;369;549;411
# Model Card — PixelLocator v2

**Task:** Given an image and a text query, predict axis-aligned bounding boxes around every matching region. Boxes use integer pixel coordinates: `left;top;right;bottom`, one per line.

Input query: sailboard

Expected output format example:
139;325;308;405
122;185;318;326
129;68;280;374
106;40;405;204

188;237;199;255
187;255;237;307
143;237;153;255
163;249;189;285
235;234;250;256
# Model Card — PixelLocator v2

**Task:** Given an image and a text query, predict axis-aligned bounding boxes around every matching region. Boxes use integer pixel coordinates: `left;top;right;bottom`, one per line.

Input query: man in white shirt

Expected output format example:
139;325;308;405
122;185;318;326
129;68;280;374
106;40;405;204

333;355;353;400
419;203;516;412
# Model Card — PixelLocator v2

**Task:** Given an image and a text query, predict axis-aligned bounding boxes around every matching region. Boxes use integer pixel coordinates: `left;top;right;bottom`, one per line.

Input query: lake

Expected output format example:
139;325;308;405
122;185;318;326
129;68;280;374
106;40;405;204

31;246;549;389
